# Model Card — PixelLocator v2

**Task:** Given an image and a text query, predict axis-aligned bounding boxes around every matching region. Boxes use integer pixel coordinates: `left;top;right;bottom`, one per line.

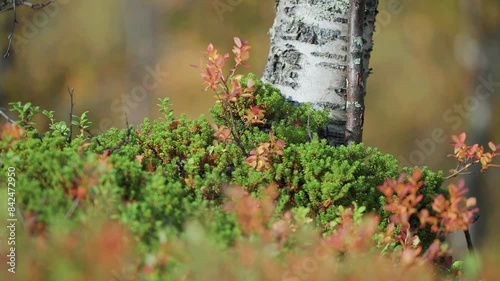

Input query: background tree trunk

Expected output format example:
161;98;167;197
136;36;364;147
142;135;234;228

262;0;378;146
446;0;499;258
123;0;157;125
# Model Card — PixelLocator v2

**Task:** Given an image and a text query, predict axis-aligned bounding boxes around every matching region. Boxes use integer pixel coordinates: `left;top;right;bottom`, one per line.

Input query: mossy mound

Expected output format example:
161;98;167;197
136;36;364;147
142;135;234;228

0;74;445;259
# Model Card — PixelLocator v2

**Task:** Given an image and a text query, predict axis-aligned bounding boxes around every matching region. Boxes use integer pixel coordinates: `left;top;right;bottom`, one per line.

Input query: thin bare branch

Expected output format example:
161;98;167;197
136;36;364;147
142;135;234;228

3;0;55;57
3;0;17;58
22;0;55;10
65;198;79;218
0;107;15;123
68;87;75;143
105;115;132;155
464;229;475;253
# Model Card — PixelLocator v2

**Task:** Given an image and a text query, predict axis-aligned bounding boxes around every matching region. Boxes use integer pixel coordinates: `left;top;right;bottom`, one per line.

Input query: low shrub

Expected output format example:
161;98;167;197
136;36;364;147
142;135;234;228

1;38;496;280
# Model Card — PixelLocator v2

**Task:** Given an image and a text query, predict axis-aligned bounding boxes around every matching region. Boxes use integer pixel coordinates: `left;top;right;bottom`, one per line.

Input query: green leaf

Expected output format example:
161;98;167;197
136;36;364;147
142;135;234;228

451;260;463;271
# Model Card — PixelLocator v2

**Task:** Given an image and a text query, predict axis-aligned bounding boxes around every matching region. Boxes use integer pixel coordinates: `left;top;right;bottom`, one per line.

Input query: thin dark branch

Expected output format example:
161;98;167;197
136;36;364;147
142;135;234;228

83;128;95;138
91;134;102;146
85;128;101;146
226;102;247;155
1;0;54;12
2;0;55;57
68;87;75;143
0;107;15;123
444;162;477;180
463;208;480;254
219;75;247;155
3;0;17;58
106;114;132;155
22;0;55;10
345;0;366;145
124;113;131;140
464;229;475;253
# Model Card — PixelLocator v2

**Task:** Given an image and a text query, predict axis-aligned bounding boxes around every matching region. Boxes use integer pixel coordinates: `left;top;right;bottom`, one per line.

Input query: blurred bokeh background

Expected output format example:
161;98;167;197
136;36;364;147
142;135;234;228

0;0;498;256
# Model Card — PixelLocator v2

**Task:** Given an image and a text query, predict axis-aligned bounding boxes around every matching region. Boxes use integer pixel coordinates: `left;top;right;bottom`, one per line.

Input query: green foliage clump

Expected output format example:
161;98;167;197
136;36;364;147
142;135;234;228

2;75;442;249
210;73;329;145
1;73;448;277
1;128;120;226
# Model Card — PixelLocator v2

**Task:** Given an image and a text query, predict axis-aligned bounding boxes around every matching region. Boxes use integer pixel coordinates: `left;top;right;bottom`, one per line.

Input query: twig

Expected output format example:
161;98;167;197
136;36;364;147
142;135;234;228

2;1;55;57
22;0;55;10
84;128;95;138
106;114;132;155
0;107;15;123
226;102;247;155
3;0;17;58
444;163;475;180
68;87;75;143
65;198;79;218
345;0;366;145
86;128;102;146
0;0;55;11
464;229;475;253
219;76;247;155
124;113;130;140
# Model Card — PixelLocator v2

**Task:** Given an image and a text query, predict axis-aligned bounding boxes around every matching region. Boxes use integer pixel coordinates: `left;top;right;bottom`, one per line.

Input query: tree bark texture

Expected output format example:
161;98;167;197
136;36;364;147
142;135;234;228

262;0;378;146
345;0;366;145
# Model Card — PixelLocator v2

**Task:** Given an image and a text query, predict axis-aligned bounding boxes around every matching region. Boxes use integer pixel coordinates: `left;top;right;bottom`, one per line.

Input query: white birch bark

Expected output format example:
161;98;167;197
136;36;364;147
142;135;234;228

263;0;378;146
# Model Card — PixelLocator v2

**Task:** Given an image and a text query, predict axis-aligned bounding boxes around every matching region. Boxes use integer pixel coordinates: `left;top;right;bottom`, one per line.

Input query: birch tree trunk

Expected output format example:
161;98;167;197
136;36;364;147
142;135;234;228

262;0;378;146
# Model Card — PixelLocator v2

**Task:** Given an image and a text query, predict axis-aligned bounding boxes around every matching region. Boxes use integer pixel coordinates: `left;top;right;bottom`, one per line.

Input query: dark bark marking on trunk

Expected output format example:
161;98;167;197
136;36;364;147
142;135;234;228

317;62;347;70
327;86;346;94
311;52;347;61
265;45;302;89
276;20;346;46
317;101;346;111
